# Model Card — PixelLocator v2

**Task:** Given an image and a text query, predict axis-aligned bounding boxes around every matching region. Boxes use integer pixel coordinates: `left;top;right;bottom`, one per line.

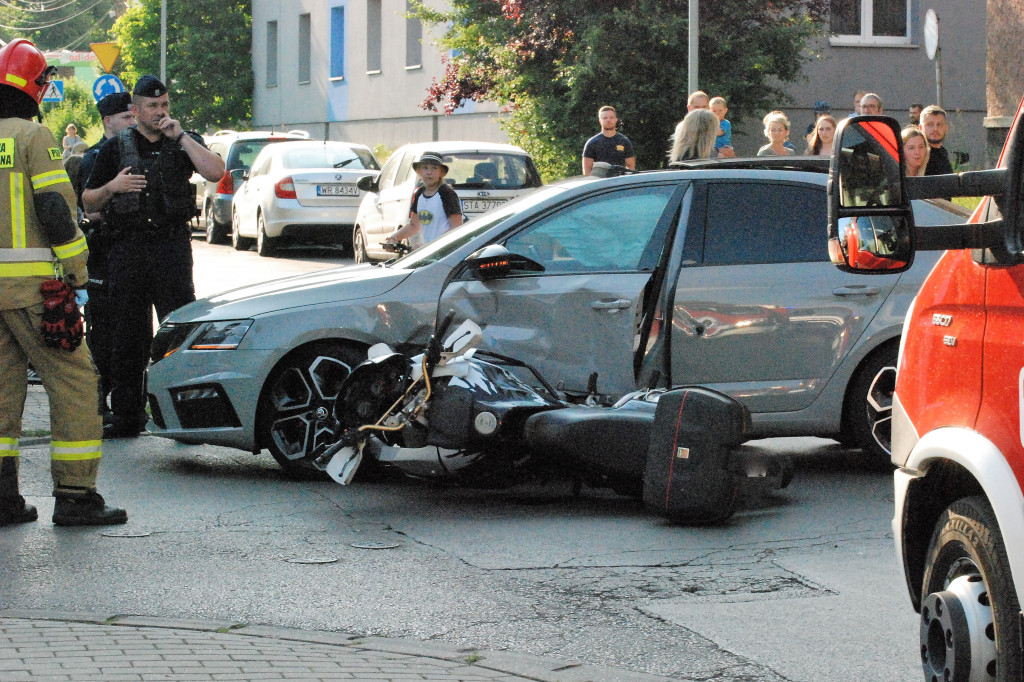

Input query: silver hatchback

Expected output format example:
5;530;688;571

147;159;966;476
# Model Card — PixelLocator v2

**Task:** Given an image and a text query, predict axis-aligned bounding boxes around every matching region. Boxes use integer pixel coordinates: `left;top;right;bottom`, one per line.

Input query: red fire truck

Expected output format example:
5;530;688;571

828;109;1024;680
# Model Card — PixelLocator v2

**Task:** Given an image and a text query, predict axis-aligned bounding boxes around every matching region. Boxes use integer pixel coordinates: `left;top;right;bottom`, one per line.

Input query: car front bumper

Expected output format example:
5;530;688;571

147;348;276;451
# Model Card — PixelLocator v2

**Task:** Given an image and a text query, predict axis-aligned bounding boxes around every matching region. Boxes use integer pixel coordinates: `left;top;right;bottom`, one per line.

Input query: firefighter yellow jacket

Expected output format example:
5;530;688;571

0;117;86;310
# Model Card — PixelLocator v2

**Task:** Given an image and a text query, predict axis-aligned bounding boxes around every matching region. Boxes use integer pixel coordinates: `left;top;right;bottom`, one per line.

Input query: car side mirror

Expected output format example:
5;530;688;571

464;244;545;280
827;116;914;273
230;168;247;183
357;175;378;193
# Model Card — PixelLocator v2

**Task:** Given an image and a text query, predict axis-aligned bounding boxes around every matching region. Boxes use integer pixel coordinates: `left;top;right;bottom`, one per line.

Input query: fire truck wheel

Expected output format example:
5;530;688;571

920;496;1021;682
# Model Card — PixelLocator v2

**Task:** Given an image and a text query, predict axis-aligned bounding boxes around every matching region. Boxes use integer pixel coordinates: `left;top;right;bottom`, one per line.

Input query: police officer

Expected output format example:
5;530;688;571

0;38;126;526
82;75;224;438
76;92;134;425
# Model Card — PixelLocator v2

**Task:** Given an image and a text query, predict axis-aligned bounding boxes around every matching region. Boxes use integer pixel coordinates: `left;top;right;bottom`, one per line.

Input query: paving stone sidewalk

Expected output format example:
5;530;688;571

0;611;674;682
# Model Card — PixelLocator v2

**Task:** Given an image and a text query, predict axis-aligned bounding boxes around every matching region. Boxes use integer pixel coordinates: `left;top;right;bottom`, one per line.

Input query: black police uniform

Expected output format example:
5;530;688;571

77;137;114;416
84;123;204;436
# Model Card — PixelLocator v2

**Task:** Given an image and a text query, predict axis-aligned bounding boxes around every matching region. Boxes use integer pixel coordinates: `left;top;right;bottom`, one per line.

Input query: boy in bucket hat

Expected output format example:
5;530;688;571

385;152;463;246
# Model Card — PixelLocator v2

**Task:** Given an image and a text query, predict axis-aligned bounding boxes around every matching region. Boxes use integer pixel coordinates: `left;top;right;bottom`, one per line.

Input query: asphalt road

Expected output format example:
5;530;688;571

2;238;924;681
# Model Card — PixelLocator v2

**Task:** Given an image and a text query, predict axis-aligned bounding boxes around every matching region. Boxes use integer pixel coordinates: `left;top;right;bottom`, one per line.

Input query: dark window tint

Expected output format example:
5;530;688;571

504;186;674;273
226;138;296;171
703;183;827;265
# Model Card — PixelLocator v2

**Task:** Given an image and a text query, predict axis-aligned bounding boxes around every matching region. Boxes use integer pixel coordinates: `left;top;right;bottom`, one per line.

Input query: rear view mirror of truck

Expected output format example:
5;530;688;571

828;117;914;273
828;116;1012;270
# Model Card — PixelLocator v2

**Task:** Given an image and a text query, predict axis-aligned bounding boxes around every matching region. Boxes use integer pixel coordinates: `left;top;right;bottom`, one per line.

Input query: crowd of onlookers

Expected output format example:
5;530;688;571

667;89;955;175
581;89;958;177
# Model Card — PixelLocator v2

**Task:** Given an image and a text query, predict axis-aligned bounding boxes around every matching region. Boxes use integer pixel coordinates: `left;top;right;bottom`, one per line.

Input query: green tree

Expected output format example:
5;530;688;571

41;77;101;146
416;0;828;180
0;0;120;50
111;0;252;132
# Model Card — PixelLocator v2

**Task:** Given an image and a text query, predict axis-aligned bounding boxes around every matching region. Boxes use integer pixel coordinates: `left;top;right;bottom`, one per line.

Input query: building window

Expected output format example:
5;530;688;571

330;7;345;79
405;0;422;68
367;0;382;73
266;21;278;87
298;13;311;83
830;0;911;45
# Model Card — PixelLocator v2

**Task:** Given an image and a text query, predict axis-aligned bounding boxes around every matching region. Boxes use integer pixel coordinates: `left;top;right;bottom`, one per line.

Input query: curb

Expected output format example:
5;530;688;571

0;609;678;682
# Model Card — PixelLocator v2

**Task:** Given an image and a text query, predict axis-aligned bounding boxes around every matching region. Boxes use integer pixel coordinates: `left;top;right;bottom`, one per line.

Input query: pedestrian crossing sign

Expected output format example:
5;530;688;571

42;80;63;103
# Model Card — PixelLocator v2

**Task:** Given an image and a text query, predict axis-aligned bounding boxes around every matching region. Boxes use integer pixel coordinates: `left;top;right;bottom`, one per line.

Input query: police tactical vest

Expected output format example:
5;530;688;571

105;128;196;234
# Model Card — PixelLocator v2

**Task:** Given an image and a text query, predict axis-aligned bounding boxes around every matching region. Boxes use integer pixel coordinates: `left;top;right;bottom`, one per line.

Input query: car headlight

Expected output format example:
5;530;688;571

189;320;253;351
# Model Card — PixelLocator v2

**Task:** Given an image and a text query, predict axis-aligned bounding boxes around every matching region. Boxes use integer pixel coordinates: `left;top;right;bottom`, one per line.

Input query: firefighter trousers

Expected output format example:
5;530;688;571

0;303;103;500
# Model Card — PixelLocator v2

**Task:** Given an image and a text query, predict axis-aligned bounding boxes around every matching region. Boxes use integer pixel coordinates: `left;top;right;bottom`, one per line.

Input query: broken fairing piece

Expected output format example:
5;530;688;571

326;443;363;485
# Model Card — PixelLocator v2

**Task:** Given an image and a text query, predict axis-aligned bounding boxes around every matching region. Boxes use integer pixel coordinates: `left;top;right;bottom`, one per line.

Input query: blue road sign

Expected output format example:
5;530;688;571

42;80;63;103
92;74;126;102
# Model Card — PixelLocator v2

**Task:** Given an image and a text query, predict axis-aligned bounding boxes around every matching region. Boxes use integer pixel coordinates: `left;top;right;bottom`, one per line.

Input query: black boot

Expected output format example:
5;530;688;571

0;496;37;526
52;491;127;526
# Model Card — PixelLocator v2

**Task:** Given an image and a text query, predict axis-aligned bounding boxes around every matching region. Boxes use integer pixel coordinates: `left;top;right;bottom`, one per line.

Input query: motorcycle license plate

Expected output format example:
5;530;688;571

461;199;506;213
317;184;360;197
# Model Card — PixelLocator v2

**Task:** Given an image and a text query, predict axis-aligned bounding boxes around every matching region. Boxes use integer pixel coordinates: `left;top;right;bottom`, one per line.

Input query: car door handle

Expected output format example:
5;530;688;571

833;285;881;296
591;298;632;311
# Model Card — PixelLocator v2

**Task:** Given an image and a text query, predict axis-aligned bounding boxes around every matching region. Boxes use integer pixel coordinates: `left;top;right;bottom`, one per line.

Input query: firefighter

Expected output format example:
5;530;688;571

0;38;126;526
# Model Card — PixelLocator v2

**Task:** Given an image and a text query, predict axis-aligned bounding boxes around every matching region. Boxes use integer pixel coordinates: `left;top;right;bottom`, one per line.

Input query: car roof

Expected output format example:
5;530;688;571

258;139;373;154
393;140;531;156
205;130;311;146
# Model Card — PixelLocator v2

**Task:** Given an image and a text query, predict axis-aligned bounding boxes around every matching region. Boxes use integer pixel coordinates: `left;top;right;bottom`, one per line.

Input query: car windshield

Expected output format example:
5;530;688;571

282;145;380;171
388;185;569;269
438;152;542;190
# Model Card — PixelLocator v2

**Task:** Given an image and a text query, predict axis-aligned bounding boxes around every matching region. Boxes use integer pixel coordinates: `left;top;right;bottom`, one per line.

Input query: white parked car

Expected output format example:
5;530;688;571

230;140;380;256
352;141;542;262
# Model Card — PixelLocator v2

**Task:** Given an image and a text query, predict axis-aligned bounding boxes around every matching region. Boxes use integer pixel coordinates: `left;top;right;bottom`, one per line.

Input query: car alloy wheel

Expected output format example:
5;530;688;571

205;201;222;244
257;342;365;478
353;227;370;264
231;210;252;251
257;212;276;257
843;344;897;460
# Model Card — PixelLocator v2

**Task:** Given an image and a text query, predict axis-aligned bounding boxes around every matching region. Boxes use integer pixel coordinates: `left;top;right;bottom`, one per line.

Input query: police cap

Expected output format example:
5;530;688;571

97;92;131;117
133;74;167;98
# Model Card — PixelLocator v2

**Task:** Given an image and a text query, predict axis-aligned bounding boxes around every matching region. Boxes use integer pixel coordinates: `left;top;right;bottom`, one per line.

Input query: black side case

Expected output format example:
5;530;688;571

641;387;751;523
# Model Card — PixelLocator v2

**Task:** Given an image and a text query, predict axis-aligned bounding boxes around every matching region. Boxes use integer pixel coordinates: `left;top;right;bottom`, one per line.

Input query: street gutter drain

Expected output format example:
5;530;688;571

286;557;339;564
100;531;151;538
350;541;401;550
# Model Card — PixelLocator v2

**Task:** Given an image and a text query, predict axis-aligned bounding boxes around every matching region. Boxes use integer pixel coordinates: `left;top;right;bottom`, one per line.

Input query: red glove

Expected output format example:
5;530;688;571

40;279;83;351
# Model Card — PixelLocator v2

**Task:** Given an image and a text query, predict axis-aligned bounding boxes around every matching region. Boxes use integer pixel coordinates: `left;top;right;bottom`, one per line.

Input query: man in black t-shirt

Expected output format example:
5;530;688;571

582;105;635;175
922;105;954;176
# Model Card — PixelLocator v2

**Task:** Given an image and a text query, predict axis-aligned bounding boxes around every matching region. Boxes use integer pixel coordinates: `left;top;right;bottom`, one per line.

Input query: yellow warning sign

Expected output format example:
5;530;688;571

90;43;120;72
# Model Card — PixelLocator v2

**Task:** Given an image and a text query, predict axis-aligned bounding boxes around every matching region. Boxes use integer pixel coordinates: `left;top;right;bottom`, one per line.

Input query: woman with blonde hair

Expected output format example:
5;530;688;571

668;108;718;163
806;114;837;156
901;126;930;177
757;111;794;156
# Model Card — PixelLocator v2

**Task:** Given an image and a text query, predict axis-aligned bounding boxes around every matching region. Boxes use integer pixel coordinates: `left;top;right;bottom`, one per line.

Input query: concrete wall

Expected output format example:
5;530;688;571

253;0;991;168
731;0;987;167
252;0;508;155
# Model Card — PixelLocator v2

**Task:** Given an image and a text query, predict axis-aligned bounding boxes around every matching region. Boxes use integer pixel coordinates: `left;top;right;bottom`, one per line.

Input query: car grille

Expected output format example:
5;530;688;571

170;383;242;429
151;323;199;364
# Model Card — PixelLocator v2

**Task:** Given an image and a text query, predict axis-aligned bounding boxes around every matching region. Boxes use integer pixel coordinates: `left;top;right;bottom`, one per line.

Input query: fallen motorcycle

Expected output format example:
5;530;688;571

316;303;792;523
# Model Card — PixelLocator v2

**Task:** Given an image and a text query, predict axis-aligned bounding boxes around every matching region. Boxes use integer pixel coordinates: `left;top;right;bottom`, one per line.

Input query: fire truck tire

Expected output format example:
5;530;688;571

920;496;1021;681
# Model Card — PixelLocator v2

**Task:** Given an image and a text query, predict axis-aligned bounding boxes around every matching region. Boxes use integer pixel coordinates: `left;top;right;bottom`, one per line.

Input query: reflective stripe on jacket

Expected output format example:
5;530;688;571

0;117;85;310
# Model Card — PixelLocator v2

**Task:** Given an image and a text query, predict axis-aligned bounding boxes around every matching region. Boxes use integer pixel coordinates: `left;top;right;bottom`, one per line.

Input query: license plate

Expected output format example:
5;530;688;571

316;184;360;197
461;199;506;213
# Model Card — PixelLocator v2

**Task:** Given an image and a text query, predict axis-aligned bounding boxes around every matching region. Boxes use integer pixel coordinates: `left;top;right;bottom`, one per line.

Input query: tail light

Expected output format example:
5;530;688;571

215;171;234;195
275;176;296;199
